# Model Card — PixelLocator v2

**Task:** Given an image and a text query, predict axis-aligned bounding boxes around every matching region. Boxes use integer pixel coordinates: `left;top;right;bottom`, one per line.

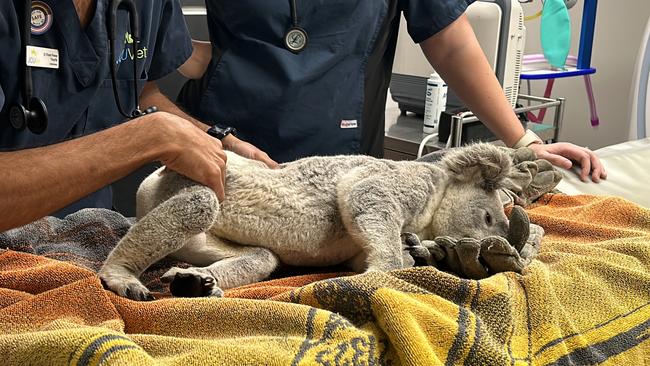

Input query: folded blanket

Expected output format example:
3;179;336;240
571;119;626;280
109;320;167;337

0;209;186;293
1;194;649;365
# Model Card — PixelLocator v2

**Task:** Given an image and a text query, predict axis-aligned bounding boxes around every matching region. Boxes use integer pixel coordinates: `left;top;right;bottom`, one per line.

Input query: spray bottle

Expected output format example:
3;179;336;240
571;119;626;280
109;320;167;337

423;70;448;134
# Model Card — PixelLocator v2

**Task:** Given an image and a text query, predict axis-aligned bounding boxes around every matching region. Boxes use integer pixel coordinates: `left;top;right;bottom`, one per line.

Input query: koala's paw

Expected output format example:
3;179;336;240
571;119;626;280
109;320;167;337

99;267;154;301
161;267;224;298
401;233;434;267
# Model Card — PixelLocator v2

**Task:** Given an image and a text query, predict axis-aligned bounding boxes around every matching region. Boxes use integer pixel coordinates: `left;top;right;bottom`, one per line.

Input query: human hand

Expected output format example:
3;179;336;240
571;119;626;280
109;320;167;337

528;142;607;183
222;135;279;169
151;112;228;201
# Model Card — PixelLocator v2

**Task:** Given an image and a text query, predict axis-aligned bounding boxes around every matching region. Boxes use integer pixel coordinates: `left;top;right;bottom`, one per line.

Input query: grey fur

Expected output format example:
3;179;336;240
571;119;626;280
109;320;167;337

99;143;514;300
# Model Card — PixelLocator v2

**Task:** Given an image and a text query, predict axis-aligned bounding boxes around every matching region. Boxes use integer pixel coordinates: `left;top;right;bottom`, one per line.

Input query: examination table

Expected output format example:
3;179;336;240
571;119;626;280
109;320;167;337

558;137;650;208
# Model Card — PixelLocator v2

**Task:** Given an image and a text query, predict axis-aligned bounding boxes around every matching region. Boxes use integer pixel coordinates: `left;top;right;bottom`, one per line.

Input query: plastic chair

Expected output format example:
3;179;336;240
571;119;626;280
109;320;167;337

521;0;599;126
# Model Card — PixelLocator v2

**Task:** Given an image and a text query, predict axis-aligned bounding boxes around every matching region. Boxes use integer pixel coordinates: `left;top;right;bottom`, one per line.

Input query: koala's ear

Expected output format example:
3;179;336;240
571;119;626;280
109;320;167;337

440;143;512;191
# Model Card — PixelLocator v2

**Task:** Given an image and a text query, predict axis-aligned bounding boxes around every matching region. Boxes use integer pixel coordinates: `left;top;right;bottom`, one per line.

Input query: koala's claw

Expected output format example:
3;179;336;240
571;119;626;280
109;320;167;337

401;232;421;247
99;266;154;301
408;246;433;267
507;206;531;252
163;267;224;298
203;276;215;287
124;284;155;301
401;233;434;267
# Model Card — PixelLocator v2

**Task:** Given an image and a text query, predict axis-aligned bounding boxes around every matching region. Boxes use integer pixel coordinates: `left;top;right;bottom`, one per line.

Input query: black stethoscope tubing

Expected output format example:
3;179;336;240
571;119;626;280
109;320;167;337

21;0;34;109
13;0;151;136
284;0;308;53
289;0;298;28
108;0;144;119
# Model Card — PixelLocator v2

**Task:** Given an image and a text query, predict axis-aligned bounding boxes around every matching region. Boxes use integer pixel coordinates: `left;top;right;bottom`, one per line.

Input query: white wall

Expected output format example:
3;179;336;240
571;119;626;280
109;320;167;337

392;1;650;149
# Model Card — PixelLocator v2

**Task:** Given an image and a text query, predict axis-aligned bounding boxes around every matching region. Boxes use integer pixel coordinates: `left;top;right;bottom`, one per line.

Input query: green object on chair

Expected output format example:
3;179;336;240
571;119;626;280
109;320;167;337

541;0;571;69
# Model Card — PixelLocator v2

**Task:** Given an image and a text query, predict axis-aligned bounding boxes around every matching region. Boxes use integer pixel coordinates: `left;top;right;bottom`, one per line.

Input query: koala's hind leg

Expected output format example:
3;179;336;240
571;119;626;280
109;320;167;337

99;186;219;301
161;243;280;297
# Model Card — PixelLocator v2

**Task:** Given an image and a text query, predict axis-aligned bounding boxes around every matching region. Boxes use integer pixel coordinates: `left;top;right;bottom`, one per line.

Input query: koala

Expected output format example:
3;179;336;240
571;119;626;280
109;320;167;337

99;143;513;301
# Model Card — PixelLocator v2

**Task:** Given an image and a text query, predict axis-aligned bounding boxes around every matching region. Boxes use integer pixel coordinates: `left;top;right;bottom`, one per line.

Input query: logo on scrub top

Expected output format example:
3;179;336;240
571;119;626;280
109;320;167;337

31;1;53;35
115;32;148;66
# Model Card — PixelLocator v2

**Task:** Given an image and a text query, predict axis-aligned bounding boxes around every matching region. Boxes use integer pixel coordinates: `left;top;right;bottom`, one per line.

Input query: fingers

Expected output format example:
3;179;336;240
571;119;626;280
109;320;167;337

156;115;233;199
228;139;279;169
257;153;279;169
561;145;598;183
585;149;605;183
534;143;607;183
203;163;226;202
577;151;592;182
539;151;573;170
212;178;225;202
213;153;227;202
587;149;607;182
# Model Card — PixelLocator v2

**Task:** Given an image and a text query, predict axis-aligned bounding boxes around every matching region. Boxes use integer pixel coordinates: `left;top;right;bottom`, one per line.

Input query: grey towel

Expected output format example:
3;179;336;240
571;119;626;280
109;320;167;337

0;208;186;292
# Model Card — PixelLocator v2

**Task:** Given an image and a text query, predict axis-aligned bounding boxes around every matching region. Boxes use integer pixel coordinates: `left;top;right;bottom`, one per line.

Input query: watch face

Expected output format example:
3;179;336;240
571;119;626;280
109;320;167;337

284;27;308;53
207;125;235;140
206;126;223;139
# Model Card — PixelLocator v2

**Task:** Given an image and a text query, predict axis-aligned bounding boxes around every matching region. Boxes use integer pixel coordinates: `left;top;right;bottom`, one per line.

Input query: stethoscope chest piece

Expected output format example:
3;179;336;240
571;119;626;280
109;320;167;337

9;97;48;134
284;26;308;54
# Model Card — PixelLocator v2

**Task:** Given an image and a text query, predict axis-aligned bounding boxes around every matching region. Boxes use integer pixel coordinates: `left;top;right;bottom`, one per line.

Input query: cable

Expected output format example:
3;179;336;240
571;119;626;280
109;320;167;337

525;9;543;21
417;133;438;159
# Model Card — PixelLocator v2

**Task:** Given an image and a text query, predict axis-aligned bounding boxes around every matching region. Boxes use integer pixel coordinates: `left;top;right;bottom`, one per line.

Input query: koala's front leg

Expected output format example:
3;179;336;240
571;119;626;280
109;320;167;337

99;185;219;301
346;212;403;272
337;165;438;273
402;233;434;267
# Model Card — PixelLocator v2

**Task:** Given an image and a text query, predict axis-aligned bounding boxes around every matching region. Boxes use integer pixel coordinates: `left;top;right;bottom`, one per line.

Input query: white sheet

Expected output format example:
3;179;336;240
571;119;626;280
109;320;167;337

556;138;650;208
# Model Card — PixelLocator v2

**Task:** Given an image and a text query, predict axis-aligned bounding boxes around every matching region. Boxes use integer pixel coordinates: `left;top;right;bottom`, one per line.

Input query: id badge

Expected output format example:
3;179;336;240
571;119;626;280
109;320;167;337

26;45;59;69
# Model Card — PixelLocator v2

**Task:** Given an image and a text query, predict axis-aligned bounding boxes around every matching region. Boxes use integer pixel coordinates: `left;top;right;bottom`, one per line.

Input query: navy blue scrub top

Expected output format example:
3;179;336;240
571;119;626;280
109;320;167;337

179;0;474;163
0;0;192;217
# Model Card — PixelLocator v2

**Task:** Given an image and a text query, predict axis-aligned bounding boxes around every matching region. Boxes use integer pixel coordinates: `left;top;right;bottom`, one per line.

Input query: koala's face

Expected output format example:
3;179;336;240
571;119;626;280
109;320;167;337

430;182;509;239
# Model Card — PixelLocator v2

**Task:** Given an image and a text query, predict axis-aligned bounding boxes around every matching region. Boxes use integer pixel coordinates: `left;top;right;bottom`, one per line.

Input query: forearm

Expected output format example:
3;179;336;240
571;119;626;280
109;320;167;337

0;115;165;231
420;15;525;147
177;40;212;80
140;81;210;131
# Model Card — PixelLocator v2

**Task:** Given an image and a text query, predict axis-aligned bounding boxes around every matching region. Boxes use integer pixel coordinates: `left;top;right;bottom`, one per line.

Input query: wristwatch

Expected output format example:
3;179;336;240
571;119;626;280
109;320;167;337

206;125;236;140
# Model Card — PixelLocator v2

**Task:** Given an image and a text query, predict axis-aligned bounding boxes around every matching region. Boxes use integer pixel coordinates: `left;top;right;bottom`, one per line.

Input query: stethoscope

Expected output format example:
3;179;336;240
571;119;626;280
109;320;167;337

10;0;155;135
107;0;157;119
284;0;308;54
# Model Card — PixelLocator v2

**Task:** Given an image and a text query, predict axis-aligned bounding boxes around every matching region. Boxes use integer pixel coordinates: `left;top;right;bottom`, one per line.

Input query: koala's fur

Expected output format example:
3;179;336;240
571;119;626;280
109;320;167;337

99;143;513;300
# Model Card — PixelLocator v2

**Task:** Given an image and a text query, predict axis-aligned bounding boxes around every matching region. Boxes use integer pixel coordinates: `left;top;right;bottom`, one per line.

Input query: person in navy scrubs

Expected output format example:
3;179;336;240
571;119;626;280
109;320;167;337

179;0;607;181
0;0;275;232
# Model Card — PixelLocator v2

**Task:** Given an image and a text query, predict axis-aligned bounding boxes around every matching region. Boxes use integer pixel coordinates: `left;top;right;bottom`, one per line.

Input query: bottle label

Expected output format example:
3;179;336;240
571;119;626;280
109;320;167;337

423;82;448;131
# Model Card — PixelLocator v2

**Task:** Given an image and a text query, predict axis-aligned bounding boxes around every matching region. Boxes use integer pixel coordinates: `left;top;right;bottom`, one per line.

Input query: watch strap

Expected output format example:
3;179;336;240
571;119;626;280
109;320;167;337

512;129;543;149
